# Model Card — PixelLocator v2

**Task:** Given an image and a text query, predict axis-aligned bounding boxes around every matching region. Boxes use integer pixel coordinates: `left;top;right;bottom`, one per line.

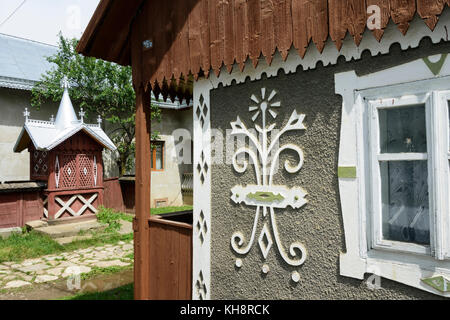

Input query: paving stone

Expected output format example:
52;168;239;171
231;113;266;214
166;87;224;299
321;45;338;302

112;250;126;258
25;220;48;229
2;262;14;266
118;220;133;235
4;280;31;289
23;258;42;265
82;259;99;264
16;263;50;273
92;260;130;268
118;241;125;245
62;265;91;278
82;253;95;259
57;261;77;268
43;256;62;261
47;260;60;266
35;275;58;283
0;265;9;270
20;274;33;282
3;275;17;281
122;244;133;251
93;253;109;260
46;267;64;277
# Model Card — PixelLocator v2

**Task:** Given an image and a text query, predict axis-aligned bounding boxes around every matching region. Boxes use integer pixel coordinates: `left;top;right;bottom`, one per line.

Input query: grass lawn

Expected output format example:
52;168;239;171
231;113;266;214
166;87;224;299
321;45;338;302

0;206;132;263
151;205;192;215
63;283;134;300
0;205;192;263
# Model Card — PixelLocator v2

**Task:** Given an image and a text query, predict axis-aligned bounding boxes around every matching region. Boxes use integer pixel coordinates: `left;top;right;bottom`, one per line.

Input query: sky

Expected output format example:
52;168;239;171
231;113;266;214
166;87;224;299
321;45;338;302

0;0;100;46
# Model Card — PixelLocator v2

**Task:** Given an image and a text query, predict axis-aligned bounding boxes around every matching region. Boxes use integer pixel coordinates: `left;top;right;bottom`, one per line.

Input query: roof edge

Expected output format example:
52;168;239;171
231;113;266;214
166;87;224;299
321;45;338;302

76;0;113;56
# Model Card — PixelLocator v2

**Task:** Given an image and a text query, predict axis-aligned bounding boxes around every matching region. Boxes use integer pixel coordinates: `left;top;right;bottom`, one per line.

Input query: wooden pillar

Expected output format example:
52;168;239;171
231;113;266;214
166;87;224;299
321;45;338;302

133;84;152;300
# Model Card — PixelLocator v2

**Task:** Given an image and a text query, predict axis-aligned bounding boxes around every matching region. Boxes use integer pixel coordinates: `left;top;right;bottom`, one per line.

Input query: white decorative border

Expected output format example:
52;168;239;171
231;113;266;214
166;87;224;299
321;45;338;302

335;56;450;297
204;9;450;90
192;78;213;300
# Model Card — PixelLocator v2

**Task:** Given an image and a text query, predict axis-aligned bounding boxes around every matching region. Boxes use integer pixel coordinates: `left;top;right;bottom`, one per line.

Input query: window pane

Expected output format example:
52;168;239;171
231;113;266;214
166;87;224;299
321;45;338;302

151;151;154;169
155;144;163;170
380;160;430;245
379;105;427;153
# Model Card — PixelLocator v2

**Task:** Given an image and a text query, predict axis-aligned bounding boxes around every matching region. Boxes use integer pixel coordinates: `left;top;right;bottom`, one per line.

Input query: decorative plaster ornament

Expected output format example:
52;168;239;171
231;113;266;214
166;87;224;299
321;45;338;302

291;271;300;283
230;88;308;279
422;276;450;292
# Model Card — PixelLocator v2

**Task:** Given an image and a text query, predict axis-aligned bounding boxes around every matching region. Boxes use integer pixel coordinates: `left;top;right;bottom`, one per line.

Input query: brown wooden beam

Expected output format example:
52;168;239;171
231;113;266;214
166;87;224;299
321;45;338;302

133;84;152;300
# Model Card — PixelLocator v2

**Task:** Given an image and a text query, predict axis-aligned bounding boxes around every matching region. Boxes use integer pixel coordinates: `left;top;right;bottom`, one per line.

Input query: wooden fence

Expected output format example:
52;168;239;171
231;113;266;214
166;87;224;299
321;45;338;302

145;215;192;300
103;177;135;213
0;182;46;229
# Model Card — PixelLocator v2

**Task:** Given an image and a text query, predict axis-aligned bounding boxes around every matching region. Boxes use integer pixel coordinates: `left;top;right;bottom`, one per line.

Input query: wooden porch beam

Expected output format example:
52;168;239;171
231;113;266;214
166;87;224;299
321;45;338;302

133;84;152;300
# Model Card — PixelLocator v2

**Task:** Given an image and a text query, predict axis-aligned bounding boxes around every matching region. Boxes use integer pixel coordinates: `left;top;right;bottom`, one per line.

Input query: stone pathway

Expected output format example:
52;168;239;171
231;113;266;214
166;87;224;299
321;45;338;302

0;241;134;290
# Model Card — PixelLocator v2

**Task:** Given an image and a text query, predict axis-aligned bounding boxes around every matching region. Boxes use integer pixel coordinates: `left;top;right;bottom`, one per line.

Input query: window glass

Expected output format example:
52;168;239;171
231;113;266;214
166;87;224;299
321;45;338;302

380;160;430;245
379;105;427;153
155;144;163;170
151;151;154;168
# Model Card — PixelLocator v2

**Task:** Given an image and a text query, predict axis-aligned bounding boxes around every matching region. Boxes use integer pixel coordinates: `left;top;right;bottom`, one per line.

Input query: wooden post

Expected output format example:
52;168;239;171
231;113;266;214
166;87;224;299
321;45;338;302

134;84;152;300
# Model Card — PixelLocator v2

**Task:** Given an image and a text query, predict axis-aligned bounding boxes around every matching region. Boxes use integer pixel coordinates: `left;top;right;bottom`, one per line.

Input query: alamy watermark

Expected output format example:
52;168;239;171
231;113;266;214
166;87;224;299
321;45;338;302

366;266;382;290
66;5;81;31
367;5;382;31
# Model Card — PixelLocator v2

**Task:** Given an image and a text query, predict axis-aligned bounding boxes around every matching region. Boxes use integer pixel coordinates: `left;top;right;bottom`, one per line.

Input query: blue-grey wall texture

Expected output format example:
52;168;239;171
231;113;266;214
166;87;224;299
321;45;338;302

209;38;450;299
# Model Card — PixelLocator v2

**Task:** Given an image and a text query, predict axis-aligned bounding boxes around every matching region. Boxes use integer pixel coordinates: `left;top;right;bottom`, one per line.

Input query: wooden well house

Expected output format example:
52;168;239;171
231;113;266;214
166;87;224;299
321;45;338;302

13;81;116;222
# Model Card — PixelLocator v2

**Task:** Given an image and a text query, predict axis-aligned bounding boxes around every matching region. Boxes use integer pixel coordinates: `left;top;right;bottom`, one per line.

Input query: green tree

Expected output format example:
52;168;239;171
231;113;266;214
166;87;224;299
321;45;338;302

31;35;161;176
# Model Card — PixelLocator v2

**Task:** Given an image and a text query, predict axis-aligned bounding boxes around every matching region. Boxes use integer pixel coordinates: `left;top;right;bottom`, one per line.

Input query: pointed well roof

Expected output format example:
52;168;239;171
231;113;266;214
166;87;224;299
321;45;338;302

14;86;116;153
54;87;79;130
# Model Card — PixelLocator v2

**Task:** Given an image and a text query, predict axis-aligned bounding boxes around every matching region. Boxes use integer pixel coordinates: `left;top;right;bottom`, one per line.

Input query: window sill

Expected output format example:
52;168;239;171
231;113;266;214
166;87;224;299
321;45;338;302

340;248;450;297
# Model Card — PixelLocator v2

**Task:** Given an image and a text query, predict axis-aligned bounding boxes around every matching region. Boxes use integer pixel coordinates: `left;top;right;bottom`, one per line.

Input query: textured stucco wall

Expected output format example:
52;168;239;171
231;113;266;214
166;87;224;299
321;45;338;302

0;88;59;183
150;107;193;207
209;38;450;299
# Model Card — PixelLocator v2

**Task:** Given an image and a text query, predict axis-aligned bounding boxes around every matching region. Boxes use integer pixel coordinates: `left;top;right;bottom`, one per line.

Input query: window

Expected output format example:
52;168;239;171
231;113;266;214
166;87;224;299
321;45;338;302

151;141;164;171
335;56;450;295
368;95;435;255
367;91;450;258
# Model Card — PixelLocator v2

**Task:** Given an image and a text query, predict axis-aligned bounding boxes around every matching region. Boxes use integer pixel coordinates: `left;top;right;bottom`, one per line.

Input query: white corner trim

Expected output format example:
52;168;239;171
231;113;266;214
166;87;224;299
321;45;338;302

335;55;450;297
205;8;450;90
192;78;213;300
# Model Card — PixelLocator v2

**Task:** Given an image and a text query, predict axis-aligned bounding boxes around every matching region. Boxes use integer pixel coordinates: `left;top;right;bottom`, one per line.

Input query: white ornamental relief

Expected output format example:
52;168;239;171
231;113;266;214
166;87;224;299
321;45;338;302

230;88;308;281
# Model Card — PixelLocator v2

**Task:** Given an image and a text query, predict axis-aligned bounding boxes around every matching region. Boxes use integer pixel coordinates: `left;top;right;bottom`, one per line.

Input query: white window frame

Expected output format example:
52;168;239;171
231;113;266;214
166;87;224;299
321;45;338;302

335;54;450;296
366;93;434;256
437;91;450;259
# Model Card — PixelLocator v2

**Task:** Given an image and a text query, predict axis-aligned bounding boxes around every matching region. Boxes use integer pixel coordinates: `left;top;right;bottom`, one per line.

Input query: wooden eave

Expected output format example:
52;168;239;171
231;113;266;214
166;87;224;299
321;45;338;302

76;0;145;66
77;0;450;102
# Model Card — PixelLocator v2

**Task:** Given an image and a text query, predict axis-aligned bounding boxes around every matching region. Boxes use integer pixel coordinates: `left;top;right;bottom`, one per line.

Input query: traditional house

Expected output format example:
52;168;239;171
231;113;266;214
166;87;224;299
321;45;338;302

78;0;450;299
